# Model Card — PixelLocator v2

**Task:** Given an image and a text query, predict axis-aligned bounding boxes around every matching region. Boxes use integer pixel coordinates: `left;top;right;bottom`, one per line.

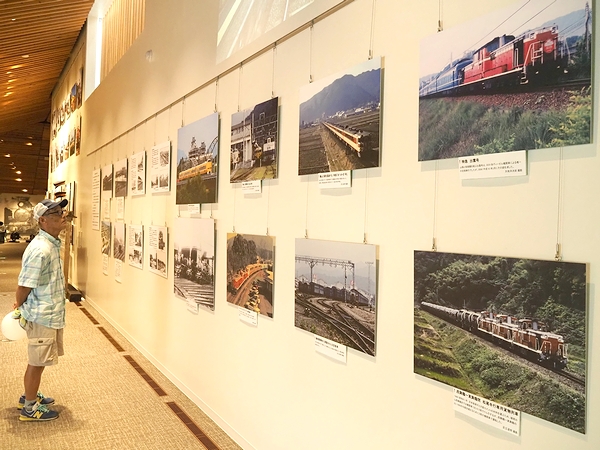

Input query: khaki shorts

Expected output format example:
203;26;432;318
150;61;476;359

25;321;64;367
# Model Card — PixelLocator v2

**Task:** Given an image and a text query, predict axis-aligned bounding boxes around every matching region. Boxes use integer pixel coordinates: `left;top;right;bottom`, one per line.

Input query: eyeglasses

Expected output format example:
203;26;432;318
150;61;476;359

44;210;64;217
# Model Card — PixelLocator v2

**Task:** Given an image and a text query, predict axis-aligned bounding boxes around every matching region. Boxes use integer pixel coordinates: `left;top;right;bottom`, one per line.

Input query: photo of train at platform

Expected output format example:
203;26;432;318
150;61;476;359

420;301;568;369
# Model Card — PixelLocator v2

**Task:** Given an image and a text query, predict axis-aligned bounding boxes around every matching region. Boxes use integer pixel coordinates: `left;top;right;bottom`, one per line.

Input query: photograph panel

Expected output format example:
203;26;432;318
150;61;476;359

419;0;592;161
230;97;279;182
174;218;215;310
414;250;587;433
298;58;381;175
176;113;219;205
227;233;274;317
295;238;377;356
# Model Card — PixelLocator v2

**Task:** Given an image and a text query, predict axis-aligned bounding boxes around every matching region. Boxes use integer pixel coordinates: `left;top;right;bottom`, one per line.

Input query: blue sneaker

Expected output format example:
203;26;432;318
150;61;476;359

18;392;55;409
19;403;59;421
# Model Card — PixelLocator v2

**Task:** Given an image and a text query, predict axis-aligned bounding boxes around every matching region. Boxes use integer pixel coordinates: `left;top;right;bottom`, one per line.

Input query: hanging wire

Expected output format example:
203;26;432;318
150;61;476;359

432;161;439;251
368;0;377;59
438;0;443;32
238;64;243;112
309;21;314;83
555;147;564;261
232;184;237;233
214;77;219;113
167;106;172;141
153;113;157;146
266;180;271;236
272;44;277;98
305;177;310;238
363;170;369;243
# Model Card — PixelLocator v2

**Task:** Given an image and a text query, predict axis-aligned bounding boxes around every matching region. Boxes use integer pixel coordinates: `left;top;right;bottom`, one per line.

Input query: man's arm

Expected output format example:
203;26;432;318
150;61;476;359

14;286;32;309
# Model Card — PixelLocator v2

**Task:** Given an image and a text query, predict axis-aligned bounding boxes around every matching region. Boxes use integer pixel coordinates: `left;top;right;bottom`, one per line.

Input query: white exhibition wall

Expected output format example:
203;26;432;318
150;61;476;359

50;0;599;449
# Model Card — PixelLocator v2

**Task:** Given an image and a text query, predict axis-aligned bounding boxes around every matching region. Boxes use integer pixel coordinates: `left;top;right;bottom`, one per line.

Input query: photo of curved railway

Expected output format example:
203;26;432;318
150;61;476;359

298;58;381;175
414;250;587;433
295;238;377;356
419;0;592;161
227;233;274;317
176;113;219;205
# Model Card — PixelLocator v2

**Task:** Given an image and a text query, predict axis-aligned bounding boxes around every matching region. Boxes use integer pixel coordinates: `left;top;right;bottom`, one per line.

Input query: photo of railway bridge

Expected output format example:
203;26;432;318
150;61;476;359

227;233;274;317
419;0;592;161
174;218;215;311
298;58;381;175
295;238;377;356
176;113;219;205
414;250;587;433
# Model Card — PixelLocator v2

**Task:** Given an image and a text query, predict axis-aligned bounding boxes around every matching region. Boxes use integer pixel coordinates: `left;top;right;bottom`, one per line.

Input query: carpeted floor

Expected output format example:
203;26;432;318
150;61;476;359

0;292;242;450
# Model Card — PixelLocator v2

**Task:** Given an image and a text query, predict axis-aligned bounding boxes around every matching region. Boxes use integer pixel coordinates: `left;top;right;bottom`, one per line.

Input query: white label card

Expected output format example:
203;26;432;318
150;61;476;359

458;151;527;180
187;204;200;215
315;335;347;362
238;307;258;326
187;298;199;314
116;197;125;220
242;180;262;194
318;171;351;189
453;388;520;436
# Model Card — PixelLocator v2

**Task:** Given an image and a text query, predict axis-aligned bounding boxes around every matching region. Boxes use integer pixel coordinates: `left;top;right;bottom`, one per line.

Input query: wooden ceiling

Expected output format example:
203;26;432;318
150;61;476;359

0;0;95;195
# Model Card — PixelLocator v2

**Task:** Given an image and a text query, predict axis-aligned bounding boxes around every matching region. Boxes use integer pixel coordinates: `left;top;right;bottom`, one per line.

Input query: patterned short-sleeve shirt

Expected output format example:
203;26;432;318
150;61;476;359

18;229;65;329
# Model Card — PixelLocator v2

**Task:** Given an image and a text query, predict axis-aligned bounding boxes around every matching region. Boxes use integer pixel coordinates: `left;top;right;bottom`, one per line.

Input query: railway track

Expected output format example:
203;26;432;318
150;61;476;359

297;296;375;355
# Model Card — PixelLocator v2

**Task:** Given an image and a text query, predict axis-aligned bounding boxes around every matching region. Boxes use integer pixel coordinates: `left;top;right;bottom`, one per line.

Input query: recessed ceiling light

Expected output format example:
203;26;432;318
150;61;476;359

22;55;29;58
16;171;22;174
6;71;11;74
16;178;22;181
25;142;33;146
10;65;23;69
22;189;28;192
8;79;16;83
11;18;16;22
4;154;10;157
3;92;12;97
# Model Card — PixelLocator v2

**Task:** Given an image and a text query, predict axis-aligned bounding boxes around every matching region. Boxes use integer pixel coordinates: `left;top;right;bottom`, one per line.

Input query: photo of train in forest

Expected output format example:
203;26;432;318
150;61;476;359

419;0;592;161
414;250;587;433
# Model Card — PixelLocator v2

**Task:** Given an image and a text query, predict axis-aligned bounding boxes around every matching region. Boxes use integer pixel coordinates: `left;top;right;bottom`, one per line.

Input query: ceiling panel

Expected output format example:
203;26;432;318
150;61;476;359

0;0;95;195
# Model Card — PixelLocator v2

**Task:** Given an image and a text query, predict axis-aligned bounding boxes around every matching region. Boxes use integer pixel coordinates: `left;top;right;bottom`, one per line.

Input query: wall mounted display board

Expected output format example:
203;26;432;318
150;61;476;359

148;225;168;278
418;0;592;161
298;58;382;175
102;164;113;199
226;233;274;317
129;151;146;196
174;218;215;310
230;97;279;182
113;158;128;198
150;141;171;193
295;238;377;356
176;113;219;205
128;224;144;269
414;250;587;433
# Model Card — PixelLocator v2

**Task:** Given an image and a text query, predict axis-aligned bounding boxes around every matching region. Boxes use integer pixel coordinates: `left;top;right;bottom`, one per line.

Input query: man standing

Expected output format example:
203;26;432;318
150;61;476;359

14;199;68;421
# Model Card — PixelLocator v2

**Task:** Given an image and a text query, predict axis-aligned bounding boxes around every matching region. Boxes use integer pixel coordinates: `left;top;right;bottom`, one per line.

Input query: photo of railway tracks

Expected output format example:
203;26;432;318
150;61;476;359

227;233;274;317
414;250;587;433
176;113;219;205
101;221;111;256
419;0;592;161
112;222;125;262
295;238;377;356
174;218;215;310
298;58;381;175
